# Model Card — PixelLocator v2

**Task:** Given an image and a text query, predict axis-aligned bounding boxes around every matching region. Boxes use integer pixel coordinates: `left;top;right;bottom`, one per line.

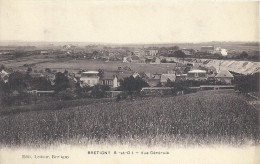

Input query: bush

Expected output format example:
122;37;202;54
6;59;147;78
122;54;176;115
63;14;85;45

57;89;75;100
91;85;110;98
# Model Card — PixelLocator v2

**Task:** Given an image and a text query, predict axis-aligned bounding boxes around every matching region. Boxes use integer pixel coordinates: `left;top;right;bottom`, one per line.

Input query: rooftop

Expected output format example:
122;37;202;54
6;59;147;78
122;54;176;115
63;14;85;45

188;70;207;73
82;71;99;74
215;70;234;78
100;72;117;80
161;74;176;82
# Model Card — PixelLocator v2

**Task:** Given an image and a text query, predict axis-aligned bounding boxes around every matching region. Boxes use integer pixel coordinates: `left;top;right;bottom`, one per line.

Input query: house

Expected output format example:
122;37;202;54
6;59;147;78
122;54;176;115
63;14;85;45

215;70;234;84
117;71;135;83
207;66;217;74
80;71;99;86
132;50;141;56
43;73;56;85
187;70;207;81
146;79;161;87
207;73;216;81
99;72;119;88
181;48;195;56
152;73;162;80
145;73;162;87
40;50;48;55
175;74;187;82
146;49;159;56
0;70;9;83
158;47;168;55
160;74;176;85
139;72;152;80
123;57;131;63
201;46;214;54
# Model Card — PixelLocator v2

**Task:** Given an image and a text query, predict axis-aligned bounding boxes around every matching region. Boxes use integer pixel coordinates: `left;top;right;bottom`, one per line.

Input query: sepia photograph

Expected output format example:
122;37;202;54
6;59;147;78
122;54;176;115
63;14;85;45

0;0;259;163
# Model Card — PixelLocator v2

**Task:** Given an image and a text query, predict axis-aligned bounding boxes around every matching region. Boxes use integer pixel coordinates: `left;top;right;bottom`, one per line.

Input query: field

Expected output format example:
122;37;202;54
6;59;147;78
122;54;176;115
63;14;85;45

0;90;259;147
1;57;177;73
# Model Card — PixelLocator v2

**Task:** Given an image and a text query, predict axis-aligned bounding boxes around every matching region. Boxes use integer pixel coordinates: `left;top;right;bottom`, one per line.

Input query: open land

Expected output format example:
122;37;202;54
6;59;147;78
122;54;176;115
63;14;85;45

0;90;259;147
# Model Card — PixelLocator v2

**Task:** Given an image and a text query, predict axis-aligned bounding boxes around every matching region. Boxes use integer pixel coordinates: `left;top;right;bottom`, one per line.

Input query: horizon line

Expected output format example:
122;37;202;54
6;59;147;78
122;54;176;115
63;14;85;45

0;40;259;45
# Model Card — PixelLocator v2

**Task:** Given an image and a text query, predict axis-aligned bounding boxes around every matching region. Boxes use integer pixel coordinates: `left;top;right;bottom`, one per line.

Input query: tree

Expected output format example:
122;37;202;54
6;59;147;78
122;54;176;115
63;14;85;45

12;51;26;58
0;79;11;106
91;84;110;98
0;64;5;71
54;72;71;92
98;69;104;78
171;46;179;51
119;76;149;99
8;72;28;92
31;77;52;90
26;67;32;74
161;59;167;63
93;51;99;57
64;69;69;76
174;50;185;58
3;72;33;106
240;51;248;59
235;72;259;93
57;88;75;100
156;82;163;87
45;68;51;73
75;81;92;98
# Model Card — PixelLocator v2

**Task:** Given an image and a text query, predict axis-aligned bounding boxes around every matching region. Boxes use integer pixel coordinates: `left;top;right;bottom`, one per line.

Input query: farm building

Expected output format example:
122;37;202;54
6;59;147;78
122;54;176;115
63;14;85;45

215;70;234;84
99;72;119;88
160;74;176;85
80;71;99;86
187;70;207;81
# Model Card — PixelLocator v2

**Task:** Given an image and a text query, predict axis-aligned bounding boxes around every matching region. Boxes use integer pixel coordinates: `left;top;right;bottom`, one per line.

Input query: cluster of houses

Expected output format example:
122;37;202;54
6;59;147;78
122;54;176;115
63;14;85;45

77;65;234;90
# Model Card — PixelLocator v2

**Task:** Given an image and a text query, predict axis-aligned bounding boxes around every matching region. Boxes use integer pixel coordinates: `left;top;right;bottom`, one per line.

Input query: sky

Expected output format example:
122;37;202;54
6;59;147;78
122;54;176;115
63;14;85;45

0;0;259;43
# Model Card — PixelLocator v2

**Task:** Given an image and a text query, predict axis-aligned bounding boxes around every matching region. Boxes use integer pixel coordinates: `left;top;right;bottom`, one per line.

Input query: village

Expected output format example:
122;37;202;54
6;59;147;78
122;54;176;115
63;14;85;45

0;2;259;162
1;43;259;106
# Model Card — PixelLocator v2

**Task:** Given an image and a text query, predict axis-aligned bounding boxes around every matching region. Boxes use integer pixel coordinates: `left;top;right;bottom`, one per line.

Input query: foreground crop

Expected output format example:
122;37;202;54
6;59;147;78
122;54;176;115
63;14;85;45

0;90;259;147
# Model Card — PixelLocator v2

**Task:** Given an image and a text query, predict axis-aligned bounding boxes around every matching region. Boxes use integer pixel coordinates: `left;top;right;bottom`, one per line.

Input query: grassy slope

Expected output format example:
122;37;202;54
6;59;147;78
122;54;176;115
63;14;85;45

0;90;259;147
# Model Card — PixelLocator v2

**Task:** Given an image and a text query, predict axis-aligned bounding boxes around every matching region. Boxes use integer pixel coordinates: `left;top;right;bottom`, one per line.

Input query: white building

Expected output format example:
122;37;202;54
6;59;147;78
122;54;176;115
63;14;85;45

148;49;159;56
100;72;119;88
80;71;100;86
187;70;207;81
215;70;234;84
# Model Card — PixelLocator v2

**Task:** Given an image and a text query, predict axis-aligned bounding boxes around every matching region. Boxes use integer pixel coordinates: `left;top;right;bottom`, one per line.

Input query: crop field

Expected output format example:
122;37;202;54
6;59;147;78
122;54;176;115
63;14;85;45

0;56;56;70
0;90;259;147
1;56;177;73
34;60;178;73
